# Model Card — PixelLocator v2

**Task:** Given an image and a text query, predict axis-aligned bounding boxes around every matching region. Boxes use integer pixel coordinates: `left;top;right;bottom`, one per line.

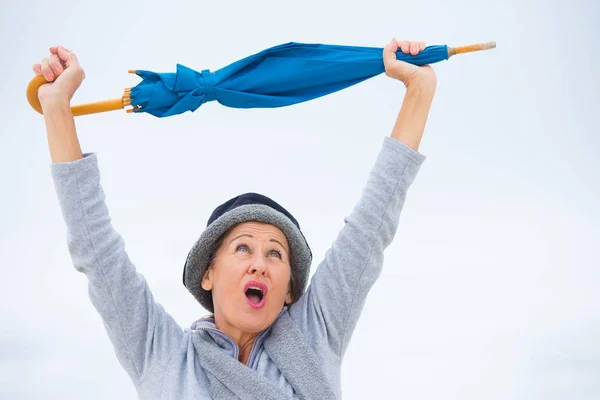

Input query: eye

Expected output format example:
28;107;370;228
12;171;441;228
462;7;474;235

236;244;250;253
268;249;282;259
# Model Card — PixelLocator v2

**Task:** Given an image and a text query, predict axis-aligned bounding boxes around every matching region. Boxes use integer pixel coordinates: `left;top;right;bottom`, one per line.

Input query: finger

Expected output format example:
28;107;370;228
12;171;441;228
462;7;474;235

32;63;43;76
419;42;426;51
40;58;54;81
48;53;64;76
398;40;410;54
410;42;419;55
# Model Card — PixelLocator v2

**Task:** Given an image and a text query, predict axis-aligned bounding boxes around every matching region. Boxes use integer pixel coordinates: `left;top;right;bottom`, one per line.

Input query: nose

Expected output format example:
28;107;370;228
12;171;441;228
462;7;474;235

248;254;268;277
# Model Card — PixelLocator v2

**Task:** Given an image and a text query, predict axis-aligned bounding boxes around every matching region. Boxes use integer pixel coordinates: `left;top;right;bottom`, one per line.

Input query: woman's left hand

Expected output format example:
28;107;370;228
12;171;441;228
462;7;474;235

383;38;437;90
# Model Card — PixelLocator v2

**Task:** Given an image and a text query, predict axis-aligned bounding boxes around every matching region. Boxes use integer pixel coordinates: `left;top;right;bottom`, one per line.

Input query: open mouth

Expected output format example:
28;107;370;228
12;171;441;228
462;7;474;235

244;281;268;309
246;287;264;304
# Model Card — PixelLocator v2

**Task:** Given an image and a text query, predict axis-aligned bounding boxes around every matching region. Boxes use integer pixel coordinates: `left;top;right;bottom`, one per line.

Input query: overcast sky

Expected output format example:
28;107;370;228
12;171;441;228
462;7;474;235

1;0;599;398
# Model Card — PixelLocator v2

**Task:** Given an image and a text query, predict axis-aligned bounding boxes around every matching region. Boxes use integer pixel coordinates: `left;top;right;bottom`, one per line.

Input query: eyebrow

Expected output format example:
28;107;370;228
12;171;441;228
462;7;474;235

230;234;253;244
229;234;287;251
269;238;287;251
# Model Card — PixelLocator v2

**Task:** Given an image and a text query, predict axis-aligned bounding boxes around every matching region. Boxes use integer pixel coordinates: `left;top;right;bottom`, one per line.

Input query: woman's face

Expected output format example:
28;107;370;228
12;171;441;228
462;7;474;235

201;221;293;336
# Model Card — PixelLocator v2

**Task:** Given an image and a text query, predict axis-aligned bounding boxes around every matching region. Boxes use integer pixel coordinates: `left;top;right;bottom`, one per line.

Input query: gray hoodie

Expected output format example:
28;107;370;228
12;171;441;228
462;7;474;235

50;136;426;399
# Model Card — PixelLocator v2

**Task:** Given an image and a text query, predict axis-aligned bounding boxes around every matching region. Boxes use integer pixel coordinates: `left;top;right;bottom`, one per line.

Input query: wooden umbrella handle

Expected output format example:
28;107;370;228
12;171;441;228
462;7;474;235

26;75;133;116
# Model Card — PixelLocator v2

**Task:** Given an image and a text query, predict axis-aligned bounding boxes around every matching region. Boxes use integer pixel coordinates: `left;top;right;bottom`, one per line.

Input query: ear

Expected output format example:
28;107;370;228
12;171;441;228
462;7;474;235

284;289;293;305
201;268;213;291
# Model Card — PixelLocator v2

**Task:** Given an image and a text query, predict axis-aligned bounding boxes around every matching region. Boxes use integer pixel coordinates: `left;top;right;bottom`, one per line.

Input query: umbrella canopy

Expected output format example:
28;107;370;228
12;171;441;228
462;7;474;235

129;42;450;118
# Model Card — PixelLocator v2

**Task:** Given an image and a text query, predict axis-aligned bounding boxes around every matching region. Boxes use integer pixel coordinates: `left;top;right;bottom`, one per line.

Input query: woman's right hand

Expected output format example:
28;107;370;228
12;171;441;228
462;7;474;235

32;46;85;108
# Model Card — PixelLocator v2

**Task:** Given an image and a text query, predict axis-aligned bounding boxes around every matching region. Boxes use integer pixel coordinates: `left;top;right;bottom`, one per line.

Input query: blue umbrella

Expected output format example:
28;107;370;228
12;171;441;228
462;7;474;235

128;41;496;118
26;41;495;117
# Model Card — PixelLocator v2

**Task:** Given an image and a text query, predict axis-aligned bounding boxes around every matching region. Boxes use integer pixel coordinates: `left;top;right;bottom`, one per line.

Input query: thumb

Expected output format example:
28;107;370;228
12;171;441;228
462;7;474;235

51;46;79;68
383;38;399;67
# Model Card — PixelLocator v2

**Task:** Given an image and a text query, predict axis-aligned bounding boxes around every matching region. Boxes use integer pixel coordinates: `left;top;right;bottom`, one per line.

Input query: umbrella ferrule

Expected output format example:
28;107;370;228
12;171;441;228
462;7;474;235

447;41;496;58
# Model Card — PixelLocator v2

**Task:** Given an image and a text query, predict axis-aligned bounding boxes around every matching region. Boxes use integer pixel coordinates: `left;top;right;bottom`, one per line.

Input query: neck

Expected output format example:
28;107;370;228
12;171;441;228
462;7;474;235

236;332;260;365
212;315;260;365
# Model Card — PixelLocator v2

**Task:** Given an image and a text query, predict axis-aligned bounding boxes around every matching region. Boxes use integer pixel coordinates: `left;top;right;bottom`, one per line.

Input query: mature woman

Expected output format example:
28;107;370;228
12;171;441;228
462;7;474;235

34;38;435;399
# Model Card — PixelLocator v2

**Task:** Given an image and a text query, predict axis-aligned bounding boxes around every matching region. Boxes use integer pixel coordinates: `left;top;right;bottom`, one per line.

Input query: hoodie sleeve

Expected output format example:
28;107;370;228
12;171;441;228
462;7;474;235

289;137;426;358
50;153;186;385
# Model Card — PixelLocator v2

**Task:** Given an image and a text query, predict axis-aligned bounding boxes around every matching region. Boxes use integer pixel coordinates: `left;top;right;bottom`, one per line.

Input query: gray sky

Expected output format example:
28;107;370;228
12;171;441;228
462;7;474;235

1;0;599;398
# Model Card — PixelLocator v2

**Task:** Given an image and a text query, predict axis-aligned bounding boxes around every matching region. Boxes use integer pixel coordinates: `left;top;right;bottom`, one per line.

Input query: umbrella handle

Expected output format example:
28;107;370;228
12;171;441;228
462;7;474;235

26;75;133;116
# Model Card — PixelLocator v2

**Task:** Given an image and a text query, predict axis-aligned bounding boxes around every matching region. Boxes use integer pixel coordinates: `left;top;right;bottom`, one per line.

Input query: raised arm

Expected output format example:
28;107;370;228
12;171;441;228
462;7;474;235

34;47;185;383
289;39;436;358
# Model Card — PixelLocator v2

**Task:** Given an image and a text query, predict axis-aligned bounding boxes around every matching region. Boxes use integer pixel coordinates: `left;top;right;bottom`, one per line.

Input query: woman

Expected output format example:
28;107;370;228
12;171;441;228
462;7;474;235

34;39;436;399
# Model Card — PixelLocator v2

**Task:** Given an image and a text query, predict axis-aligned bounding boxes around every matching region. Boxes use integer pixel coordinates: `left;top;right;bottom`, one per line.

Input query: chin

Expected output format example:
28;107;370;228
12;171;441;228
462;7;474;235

234;307;279;332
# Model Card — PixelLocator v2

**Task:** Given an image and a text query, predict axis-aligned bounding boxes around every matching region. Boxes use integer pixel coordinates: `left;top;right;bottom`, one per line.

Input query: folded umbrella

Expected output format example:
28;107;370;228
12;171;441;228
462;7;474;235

27;41;496;117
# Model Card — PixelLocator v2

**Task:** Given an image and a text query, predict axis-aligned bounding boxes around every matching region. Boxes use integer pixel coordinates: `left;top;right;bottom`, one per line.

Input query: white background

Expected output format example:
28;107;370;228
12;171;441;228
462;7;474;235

1;0;599;398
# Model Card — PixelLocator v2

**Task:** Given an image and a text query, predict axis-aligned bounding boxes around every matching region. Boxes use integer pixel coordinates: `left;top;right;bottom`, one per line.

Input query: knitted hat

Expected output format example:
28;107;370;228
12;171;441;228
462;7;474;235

183;193;312;312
